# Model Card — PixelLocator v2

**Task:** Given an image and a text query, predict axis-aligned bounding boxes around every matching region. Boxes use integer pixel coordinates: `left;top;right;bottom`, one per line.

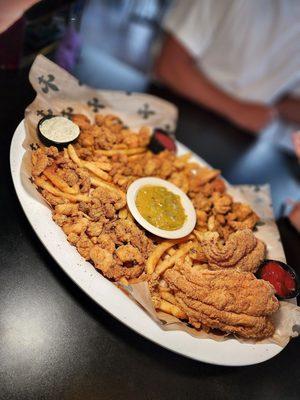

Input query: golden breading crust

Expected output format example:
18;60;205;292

199;229;266;273
164;265;279;339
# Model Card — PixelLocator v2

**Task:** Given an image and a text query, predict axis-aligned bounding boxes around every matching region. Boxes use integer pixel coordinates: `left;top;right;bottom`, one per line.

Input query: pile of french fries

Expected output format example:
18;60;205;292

35;143;132;203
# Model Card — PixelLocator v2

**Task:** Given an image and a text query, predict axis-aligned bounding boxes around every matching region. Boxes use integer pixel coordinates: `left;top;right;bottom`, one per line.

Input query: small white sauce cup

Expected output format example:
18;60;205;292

127;177;197;239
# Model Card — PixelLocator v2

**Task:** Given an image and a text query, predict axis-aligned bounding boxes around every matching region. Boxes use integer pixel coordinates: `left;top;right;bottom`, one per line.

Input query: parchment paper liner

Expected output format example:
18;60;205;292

22;55;300;348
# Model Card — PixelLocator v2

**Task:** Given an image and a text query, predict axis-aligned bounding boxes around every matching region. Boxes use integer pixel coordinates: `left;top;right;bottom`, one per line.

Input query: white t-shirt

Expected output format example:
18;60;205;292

164;0;300;104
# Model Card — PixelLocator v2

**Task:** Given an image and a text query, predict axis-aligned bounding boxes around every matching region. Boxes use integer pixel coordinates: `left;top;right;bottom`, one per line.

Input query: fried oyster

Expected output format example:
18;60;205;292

163;263;279;339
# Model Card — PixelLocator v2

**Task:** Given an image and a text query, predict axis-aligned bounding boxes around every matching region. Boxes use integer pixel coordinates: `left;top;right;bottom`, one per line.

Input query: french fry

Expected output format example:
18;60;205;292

63;148;69;159
93;161;112;171
167;248;176;256
119;277;129;286
43;167;79;195
189;232;197;240
193;230;205;242
156;299;187;319
90;176;113;188
127;154;144;160
54;203;79;215
68;144;112;179
68;144;83;167
146;240;182;275
155;241;194;277
118;208;128;219
35;177;91;202
128;273;147;284
157;285;170;292
174;153;192;168
84;161;110;181
160;291;177;305
111;144;128;150
90;175;125;197
178;153;192;162
185;162;207;172
115;176;128;186
95;147;146;156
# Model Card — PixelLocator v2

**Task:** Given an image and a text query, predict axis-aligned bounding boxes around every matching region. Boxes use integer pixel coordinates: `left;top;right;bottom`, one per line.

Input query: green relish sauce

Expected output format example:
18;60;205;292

135;185;186;231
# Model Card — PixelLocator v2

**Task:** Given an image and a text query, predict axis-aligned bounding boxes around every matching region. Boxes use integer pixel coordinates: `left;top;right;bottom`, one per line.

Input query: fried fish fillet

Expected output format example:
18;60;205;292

164;265;279;339
200;229;266;273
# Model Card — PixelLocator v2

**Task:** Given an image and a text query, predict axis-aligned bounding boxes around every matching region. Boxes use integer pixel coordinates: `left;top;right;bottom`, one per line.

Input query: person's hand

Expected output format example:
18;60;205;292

227;101;276;133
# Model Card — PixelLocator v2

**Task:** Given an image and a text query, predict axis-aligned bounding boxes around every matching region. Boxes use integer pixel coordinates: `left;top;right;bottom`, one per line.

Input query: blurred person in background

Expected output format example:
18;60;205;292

155;0;300;135
155;0;300;232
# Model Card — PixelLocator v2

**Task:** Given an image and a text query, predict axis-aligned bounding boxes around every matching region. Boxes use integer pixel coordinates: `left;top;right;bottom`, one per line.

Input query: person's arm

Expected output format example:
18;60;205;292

276;96;300;125
154;35;275;133
288;202;300;233
0;0;39;33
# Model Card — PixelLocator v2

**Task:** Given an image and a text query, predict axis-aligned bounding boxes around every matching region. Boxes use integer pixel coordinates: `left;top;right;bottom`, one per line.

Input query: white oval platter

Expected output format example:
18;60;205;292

10;120;286;366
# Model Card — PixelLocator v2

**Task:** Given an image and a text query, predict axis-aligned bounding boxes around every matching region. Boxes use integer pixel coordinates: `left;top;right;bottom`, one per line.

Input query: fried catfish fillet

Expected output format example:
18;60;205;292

199;229;266;273
164;265;279;339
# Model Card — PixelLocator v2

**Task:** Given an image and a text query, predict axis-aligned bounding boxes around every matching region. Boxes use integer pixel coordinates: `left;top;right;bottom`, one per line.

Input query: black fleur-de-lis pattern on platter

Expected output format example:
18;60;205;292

61;107;74;119
36;109;53;118
30;143;40;151
38;74;59;93
137;103;155;119
87;98;105;112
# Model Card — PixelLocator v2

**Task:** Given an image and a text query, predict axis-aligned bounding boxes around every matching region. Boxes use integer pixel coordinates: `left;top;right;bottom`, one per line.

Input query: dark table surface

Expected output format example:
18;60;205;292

1;66;300;400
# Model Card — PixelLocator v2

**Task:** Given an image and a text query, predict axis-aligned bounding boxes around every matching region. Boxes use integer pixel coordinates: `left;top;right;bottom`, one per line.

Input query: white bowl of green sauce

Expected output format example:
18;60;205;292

127;177;196;239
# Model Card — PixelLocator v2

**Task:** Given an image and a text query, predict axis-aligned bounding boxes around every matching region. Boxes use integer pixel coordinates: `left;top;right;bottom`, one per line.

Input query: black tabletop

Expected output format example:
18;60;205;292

1;68;300;400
